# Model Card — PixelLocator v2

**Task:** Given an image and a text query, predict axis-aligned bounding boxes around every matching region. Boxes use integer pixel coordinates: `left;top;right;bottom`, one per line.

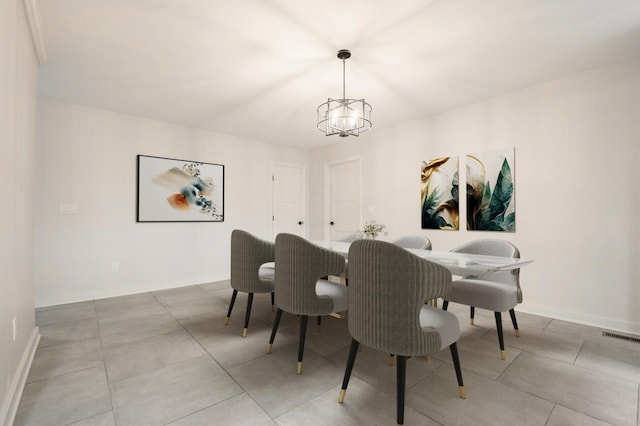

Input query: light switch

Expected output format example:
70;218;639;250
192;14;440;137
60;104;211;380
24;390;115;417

59;203;79;214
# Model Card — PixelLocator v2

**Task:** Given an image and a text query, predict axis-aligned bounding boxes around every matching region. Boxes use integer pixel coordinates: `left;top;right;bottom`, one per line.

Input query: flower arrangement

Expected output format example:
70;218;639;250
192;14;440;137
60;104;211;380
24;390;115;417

361;221;386;239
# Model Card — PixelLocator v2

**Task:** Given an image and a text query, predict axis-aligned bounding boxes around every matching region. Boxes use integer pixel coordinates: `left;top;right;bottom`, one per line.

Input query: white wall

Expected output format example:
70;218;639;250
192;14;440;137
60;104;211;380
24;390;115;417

0;0;38;422
309;58;640;334
34;100;309;306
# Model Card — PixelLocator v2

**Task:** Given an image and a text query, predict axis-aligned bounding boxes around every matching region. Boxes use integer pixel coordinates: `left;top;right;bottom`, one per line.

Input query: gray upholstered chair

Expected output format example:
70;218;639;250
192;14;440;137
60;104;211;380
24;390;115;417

225;229;275;337
339;239;464;425
392;235;432;250
442;239;522;360
267;233;347;374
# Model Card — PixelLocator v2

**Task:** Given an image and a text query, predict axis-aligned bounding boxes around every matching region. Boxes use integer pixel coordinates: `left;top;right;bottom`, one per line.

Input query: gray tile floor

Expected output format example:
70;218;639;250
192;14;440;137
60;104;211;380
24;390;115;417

16;280;640;425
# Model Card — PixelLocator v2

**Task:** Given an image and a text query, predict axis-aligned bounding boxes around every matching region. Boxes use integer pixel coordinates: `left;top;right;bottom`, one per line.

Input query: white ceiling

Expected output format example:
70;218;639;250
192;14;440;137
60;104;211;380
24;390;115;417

34;0;640;149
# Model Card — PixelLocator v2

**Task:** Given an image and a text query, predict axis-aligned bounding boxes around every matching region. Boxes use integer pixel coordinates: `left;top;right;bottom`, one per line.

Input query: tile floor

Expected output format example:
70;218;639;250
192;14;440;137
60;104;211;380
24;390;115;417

15;280;640;425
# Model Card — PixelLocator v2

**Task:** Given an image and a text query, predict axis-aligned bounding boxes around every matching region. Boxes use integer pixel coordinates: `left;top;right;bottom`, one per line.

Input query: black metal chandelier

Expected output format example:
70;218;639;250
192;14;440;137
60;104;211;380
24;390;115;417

317;49;372;137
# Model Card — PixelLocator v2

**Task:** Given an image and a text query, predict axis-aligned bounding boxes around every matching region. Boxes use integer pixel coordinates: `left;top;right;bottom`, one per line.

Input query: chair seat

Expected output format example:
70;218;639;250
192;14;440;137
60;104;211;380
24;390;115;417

316;279;348;313
419;306;460;350
447;278;517;313
259;264;275;281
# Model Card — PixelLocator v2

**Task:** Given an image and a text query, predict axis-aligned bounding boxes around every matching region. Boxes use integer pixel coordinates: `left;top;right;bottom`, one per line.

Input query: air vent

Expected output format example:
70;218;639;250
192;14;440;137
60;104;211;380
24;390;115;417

602;331;640;344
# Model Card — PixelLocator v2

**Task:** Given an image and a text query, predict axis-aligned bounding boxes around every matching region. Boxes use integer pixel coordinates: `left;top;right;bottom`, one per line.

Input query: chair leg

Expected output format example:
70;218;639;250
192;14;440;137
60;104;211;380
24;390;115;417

267;308;283;354
470;306;475;325
494;312;506;360
509;308;520;337
297;315;309;374
396;355;406;425
338;339;360;403
224;290;238;325
449;342;466;399
317;316;322;332
271;292;275;312
442;300;449;310
242;293;254;337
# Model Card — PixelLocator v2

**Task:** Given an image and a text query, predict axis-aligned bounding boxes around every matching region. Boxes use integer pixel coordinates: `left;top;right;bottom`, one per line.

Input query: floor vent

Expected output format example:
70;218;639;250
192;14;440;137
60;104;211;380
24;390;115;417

602;331;640;344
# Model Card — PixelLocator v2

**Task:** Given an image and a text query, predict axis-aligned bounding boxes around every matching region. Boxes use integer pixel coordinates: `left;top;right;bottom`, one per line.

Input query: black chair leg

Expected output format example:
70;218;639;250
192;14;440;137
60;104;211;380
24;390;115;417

338;339;360;403
271;292;275;312
396;355;406;425
317;316;322;332
470;306;475;325
267;308;283;354
509;308;520;337
242;293;254;337
494;311;506;360
297;315;309;374
224;290;238;325
449;342;466;399
442;300;449;310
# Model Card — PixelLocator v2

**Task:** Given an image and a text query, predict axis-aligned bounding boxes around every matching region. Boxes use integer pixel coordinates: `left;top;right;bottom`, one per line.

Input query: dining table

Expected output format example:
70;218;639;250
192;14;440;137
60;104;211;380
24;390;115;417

312;240;533;279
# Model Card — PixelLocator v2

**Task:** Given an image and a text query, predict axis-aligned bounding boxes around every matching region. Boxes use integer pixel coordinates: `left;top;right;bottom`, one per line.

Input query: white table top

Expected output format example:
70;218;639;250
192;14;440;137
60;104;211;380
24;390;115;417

312;240;533;278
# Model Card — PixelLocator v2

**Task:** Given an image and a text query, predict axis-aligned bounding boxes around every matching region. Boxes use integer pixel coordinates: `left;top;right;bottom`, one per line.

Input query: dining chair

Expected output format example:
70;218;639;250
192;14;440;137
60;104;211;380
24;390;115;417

267;233;347;374
392;235;432;250
339;239;465;425
225;229;275;337
442;239;522;360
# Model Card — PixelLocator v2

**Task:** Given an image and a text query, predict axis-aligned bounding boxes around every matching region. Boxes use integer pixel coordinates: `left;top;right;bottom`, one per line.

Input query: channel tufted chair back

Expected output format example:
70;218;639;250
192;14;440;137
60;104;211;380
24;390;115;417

339;239;465;425
267;233;347;374
348;239;448;355
225;229;275;337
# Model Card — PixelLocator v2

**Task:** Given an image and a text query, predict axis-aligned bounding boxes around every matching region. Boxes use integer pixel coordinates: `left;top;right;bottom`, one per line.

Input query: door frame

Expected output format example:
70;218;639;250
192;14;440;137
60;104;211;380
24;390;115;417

324;156;363;240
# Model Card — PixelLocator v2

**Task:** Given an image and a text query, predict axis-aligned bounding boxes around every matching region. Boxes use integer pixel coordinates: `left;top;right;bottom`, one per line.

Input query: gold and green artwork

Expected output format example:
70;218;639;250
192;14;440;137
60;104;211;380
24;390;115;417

421;156;459;230
466;148;515;232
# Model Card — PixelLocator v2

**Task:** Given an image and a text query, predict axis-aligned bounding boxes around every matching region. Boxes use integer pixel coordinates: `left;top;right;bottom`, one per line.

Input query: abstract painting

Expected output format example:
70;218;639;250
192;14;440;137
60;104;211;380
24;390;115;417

421;156;459;230
137;155;224;222
466;148;514;232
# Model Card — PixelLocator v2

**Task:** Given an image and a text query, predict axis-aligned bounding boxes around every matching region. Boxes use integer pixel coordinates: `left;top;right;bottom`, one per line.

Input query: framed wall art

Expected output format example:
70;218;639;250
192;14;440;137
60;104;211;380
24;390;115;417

466;148;515;232
421;156;459;230
136;155;224;222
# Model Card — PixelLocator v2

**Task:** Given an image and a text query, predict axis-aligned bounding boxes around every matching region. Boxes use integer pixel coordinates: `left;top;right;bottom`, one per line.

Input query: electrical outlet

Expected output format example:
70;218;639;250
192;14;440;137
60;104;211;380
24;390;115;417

111;262;119;273
12;316;17;342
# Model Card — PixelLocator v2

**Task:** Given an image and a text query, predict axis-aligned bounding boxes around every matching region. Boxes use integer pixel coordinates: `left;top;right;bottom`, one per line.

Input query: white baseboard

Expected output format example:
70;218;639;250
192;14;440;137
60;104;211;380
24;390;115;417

1;327;40;426
518;303;640;336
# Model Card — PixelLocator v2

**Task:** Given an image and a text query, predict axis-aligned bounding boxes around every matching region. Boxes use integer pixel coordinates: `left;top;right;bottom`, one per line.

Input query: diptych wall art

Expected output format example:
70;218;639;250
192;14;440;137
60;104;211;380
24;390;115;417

420;148;515;232
466;148;515;232
137;155;224;222
421;156;459;230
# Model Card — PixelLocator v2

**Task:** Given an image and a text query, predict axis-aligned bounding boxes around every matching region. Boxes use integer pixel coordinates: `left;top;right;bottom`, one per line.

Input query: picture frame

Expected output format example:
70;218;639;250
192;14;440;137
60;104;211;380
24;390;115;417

136;155;224;222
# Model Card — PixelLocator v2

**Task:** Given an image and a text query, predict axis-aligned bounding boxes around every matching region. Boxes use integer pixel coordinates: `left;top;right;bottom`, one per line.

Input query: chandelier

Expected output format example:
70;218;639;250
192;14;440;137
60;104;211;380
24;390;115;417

317;49;372;137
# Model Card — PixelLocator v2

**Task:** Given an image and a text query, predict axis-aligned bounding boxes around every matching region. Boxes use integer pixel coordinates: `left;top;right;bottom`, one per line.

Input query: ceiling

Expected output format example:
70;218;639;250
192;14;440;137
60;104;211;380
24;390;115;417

34;0;640;149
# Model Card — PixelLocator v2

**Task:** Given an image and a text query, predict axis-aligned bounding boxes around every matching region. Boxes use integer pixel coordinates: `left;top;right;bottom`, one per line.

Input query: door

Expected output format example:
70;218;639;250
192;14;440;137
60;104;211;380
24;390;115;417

272;163;305;240
327;158;361;241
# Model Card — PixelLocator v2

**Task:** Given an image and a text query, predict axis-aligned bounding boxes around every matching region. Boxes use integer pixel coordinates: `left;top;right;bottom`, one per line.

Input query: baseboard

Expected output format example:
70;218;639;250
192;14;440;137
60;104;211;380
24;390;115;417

518;303;640;336
1;327;40;426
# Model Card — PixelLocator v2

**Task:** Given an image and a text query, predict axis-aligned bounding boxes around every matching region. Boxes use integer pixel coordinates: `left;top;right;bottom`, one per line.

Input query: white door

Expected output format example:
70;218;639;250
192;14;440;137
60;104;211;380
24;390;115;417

327;158;361;241
272;163;305;240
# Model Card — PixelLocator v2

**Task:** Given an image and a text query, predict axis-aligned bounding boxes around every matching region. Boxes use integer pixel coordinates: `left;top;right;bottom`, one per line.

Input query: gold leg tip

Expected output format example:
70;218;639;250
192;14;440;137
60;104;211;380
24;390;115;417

266;344;272;354
459;386;466;399
296;362;302;375
500;350;506;361
242;328;248;338
338;389;346;403
470;318;474;325
224;317;229;325
515;330;521;337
